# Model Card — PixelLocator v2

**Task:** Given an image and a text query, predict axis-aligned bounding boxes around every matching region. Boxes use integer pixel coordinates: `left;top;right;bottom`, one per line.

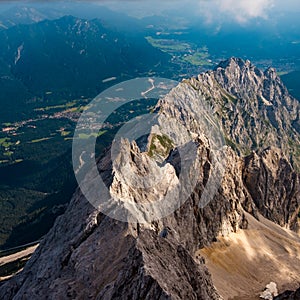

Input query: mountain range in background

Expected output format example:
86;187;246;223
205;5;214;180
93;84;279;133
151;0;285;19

0;14;171;122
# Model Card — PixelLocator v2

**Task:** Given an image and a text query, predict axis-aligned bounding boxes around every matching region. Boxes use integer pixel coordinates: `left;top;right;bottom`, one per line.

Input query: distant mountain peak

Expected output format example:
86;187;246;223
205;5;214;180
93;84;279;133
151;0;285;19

0;15;171;120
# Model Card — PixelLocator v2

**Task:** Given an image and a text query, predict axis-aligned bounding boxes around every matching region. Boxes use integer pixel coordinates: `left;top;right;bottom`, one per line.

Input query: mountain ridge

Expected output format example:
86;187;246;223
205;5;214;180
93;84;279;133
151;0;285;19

184;57;300;169
0;58;299;299
0;15;170;121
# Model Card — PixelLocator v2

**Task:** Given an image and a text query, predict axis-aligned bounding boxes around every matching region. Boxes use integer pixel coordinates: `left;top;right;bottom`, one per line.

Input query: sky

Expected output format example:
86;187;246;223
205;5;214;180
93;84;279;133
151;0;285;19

0;0;299;25
98;0;299;23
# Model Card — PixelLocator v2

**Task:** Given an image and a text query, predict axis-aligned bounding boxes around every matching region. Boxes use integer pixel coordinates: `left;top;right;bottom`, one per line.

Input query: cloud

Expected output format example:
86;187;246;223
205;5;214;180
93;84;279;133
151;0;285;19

100;0;275;23
217;0;273;23
199;0;274;23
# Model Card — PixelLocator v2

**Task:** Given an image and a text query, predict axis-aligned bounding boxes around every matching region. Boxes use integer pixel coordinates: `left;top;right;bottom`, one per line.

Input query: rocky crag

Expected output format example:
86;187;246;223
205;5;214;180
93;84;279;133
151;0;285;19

0;58;299;299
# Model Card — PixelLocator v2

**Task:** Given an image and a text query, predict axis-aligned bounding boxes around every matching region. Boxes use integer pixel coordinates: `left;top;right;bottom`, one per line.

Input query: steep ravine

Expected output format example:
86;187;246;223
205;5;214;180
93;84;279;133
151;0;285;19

0;58;299;299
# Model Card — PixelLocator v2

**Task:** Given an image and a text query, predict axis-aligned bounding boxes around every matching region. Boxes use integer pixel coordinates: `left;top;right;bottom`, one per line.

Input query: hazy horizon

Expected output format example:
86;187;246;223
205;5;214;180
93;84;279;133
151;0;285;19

0;0;299;23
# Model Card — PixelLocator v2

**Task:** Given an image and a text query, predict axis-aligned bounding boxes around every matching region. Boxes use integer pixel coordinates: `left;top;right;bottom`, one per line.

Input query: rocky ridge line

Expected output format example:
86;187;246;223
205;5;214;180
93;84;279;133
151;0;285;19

0;58;299;299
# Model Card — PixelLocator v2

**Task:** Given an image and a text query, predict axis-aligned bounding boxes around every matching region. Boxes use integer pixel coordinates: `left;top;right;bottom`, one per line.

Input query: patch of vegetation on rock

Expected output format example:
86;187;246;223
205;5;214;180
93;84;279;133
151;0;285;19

148;134;174;158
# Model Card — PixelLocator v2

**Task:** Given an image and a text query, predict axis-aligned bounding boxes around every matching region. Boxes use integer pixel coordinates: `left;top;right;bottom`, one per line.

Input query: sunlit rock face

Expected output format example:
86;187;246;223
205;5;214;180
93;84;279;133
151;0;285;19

0;58;299;299
184;58;300;169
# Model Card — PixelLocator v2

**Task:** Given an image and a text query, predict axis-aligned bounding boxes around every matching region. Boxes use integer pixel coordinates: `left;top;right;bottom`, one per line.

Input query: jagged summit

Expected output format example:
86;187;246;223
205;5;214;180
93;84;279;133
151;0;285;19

215;57;277;77
215;57;252;70
187;58;300;168
0;59;299;300
214;57;280;90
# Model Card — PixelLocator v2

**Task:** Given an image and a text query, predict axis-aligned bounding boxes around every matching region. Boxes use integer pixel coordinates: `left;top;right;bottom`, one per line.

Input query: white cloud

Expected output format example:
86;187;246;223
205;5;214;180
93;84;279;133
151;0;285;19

200;0;274;23
214;0;274;23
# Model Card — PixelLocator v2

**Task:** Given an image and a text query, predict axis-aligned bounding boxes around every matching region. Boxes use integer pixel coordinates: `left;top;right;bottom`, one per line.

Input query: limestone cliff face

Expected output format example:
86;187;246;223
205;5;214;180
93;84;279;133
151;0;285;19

243;147;300;232
0;58;299;299
184;58;300;169
0;142;248;300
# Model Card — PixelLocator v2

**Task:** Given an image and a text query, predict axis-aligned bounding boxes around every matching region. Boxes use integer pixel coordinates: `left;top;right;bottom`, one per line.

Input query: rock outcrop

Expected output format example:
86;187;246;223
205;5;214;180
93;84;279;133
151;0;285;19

260;282;278;299
243;147;300;231
0;58;299;299
274;287;300;300
185;58;300;169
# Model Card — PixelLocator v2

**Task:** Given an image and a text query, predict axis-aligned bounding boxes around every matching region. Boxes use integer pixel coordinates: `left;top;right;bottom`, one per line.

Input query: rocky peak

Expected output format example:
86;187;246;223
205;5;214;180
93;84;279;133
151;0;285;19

214;57;267;99
216;57;251;69
0;59;299;299
185;58;300;169
264;67;278;80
